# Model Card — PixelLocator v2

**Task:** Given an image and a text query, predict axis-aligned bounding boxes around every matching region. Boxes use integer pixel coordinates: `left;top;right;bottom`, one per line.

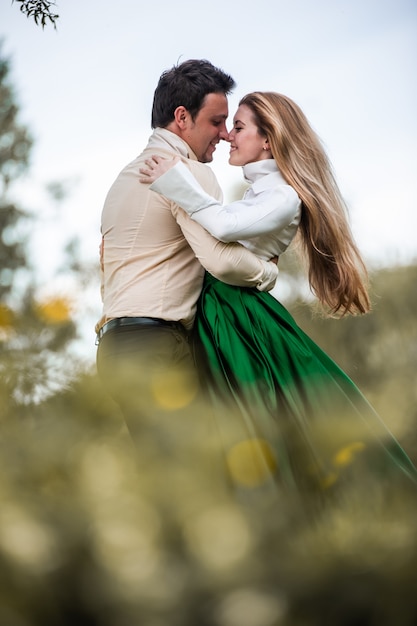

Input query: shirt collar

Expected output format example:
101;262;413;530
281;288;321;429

243;159;287;189
148;127;198;161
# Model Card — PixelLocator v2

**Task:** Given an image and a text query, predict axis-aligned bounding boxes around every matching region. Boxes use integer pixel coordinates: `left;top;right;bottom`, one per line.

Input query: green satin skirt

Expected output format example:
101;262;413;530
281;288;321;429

193;273;417;494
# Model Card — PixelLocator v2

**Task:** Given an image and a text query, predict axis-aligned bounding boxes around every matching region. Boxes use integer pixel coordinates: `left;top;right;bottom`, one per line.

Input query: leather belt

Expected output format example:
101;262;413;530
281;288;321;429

96;316;185;344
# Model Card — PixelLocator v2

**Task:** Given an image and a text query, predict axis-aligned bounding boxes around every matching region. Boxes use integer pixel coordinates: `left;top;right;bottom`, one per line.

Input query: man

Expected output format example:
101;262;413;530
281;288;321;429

96;59;278;459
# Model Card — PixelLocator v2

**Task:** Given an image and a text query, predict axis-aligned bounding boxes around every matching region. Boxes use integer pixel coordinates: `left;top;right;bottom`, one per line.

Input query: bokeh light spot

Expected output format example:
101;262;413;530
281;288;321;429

226;438;277;488
151;368;198;410
183;504;252;570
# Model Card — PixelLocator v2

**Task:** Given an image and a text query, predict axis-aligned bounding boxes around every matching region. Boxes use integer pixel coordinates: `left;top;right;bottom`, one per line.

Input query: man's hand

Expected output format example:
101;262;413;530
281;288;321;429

139;155;180;184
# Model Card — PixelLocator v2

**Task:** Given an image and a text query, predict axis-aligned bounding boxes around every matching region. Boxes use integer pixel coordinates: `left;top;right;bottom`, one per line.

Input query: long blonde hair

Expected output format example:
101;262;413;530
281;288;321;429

240;92;370;316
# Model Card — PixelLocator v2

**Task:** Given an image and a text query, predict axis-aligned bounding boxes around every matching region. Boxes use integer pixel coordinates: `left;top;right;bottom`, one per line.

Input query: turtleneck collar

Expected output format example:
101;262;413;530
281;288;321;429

243;159;285;184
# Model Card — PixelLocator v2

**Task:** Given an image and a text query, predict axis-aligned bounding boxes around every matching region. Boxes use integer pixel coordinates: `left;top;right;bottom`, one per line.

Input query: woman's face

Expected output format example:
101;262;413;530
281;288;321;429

228;104;270;166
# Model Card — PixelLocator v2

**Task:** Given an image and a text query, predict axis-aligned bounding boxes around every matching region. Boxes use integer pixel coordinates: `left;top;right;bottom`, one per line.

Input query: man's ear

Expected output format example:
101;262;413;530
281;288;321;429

173;106;189;129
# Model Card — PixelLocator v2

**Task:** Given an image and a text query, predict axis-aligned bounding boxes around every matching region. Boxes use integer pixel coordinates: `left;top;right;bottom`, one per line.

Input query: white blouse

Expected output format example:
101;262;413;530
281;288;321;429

150;159;302;261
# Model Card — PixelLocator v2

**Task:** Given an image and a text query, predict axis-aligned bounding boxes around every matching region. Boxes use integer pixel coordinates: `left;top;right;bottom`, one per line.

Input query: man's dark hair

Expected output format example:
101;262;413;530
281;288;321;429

151;59;236;129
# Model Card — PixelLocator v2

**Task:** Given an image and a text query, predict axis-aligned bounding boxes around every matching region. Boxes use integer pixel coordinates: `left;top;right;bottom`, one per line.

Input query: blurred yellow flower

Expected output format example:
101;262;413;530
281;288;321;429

36;296;72;324
0;303;14;328
333;441;366;467
226;438;277;488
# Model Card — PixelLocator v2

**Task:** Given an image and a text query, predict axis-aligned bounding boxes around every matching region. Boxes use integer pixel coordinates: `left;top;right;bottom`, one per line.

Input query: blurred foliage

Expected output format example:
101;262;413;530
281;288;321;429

0;48;78;405
1;50;417;626
0;50;33;303
1;367;417;625
0;53;33;196
12;0;59;29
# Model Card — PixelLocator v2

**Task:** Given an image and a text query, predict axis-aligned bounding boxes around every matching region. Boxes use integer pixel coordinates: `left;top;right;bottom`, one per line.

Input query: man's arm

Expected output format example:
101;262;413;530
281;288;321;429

173;203;278;292
142;153;278;290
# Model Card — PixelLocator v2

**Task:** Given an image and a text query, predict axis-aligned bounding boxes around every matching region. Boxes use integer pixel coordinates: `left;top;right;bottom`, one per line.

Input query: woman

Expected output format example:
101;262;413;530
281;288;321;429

139;92;417;494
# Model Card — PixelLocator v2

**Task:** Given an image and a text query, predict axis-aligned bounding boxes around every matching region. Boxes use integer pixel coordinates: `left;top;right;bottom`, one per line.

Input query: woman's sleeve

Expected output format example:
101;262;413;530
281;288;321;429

150;161;300;242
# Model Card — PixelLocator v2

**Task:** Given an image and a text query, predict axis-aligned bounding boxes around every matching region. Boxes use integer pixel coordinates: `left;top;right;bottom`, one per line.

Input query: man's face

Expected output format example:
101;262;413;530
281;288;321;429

184;92;229;163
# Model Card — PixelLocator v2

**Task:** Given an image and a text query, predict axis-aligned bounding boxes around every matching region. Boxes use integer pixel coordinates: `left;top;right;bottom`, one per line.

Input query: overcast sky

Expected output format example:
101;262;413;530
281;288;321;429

0;0;416;355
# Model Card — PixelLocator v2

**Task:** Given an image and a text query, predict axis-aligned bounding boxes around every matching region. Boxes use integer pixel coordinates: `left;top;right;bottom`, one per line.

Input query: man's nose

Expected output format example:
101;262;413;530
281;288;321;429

219;124;230;141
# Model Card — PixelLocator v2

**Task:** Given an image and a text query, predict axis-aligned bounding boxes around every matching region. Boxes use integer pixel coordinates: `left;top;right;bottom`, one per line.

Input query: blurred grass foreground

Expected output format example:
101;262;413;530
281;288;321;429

1;266;417;626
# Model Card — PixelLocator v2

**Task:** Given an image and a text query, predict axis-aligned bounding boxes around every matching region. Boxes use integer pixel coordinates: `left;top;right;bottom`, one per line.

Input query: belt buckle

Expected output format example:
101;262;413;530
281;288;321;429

95;324;106;346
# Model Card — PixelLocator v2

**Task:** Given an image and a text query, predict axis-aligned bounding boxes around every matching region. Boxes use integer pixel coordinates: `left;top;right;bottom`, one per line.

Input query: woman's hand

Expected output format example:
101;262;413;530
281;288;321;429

139;155;180;184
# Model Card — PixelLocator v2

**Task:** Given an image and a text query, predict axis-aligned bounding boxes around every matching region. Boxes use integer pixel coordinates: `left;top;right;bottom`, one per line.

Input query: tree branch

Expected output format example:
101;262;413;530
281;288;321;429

12;0;59;29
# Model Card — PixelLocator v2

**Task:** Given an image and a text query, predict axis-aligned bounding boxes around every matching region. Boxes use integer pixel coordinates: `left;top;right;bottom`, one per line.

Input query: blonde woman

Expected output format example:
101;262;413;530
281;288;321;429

140;92;416;493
